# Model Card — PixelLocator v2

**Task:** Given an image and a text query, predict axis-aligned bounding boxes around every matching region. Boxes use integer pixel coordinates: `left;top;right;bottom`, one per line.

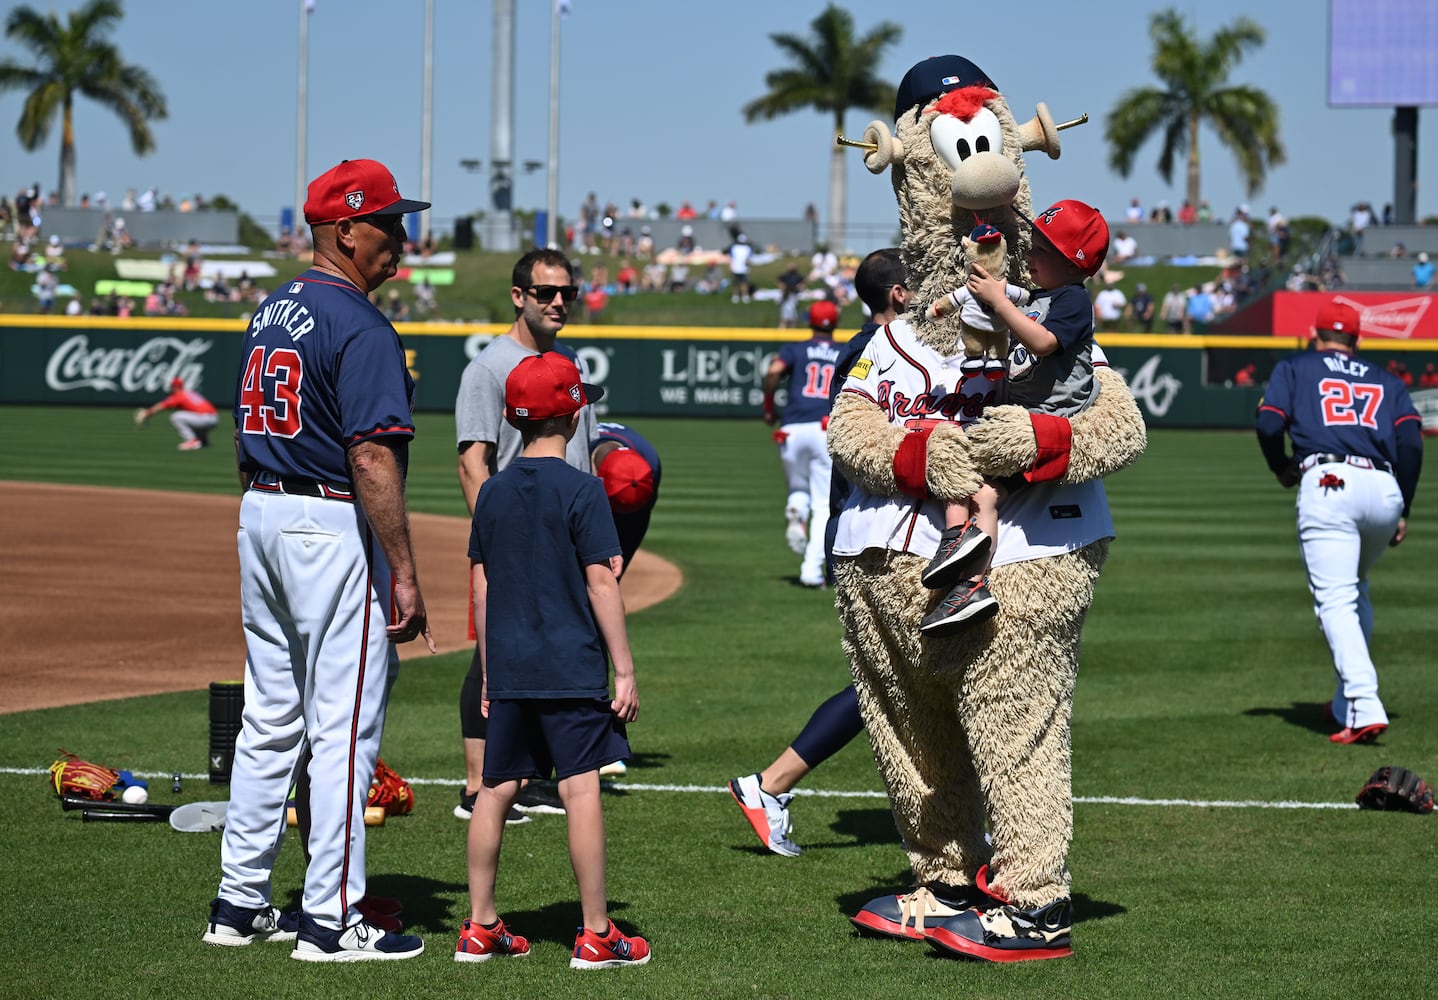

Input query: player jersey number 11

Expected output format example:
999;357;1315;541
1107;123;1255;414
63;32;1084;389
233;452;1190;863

802;361;835;399
239;345;305;438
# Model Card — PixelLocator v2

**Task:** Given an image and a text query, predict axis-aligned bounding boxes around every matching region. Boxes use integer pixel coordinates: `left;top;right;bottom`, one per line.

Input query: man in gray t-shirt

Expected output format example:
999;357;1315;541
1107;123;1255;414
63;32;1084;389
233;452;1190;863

455;248;598;824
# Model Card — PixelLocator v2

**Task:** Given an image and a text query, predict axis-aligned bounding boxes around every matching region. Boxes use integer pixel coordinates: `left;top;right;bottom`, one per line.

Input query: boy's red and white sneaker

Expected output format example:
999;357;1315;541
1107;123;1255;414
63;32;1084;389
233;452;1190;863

570;921;651;969
454;918;530;963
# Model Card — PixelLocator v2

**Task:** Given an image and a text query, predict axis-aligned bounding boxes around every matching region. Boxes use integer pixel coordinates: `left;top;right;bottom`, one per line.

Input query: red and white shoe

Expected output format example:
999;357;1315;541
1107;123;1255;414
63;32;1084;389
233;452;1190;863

454;917;530;962
570;921;651;969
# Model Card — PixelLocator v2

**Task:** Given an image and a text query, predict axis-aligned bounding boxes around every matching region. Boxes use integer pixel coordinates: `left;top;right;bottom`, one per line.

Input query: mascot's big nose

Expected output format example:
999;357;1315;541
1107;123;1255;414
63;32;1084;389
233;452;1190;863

950;150;1020;212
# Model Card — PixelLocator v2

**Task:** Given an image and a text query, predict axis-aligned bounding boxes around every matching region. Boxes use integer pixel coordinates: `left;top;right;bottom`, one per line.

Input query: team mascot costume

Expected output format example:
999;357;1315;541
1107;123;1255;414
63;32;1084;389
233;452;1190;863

827;56;1146;961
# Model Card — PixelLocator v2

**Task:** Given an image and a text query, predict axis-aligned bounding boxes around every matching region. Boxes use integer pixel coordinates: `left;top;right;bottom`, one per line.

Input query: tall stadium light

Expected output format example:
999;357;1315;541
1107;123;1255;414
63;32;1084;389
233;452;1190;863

294;0;312;234
546;1;562;248
486;0;517;252
420;0;434;240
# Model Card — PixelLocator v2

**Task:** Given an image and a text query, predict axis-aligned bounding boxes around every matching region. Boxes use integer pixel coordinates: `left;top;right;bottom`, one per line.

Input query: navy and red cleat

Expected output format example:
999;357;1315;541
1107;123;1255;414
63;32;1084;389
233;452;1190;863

851;882;997;940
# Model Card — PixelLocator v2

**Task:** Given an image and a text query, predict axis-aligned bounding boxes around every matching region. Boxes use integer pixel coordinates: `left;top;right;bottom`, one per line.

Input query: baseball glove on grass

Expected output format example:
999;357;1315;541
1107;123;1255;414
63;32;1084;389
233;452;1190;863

1356;766;1434;814
49;749;121;801
368;757;414;816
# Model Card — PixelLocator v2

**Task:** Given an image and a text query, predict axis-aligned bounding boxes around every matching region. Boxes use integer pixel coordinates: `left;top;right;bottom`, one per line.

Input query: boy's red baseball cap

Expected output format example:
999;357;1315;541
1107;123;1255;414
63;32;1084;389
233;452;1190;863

303;159;431;224
1029;199;1109;276
808;300;840;332
597;447;656;514
504;352;605;422
1314;300;1362;336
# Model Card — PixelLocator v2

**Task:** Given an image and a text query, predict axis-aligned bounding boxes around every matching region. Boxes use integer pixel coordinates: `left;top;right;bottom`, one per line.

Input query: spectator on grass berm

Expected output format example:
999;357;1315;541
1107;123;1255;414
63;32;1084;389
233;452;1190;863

136;376;218;451
1125;196;1143;223
34;266;57;313
1150;200;1173;223
1229;206;1251;259
1131;282;1155;332
777;262;806;328
616;260;638;294
1092;278;1127;332
454;247;601;827
1413;252;1434;290
1110;230;1137;263
1185;284;1216;332
1178;199;1196;225
1256;300;1423;745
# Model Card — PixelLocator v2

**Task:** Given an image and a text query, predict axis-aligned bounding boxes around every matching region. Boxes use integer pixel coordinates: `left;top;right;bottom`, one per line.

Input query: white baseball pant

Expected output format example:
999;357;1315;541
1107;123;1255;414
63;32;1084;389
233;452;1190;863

1295;461;1403;729
779;420;832;587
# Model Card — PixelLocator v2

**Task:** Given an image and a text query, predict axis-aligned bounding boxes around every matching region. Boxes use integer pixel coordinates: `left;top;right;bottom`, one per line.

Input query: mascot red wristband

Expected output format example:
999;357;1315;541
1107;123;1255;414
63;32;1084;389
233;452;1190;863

1024;413;1072;483
892;426;934;498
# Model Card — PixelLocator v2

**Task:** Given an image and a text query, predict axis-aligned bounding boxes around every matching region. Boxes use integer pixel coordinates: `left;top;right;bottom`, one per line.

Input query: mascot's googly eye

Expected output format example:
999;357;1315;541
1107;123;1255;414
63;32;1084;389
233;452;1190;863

930;109;1004;172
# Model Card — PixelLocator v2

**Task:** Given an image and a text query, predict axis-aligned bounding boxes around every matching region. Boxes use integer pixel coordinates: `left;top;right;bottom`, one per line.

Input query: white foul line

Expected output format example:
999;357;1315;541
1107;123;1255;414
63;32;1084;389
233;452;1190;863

4;766;1359;810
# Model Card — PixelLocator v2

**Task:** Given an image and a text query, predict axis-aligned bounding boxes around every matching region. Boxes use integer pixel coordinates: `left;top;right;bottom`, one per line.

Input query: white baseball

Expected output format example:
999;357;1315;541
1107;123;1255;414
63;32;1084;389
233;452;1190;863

122;785;149;805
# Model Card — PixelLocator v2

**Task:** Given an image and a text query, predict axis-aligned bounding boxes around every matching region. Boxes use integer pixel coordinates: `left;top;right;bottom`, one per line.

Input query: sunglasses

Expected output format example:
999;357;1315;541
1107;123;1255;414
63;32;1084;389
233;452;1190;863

526;284;580;304
356;213;407;238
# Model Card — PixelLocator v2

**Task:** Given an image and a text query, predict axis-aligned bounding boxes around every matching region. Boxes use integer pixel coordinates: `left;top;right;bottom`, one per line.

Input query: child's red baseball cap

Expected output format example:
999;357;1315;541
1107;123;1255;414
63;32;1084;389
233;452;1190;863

597;448;656;514
1028;199;1109;276
504;352;605;422
303;159;430;224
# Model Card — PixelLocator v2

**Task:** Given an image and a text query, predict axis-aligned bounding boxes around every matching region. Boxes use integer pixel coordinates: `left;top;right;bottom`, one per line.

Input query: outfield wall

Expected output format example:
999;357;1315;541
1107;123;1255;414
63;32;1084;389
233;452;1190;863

5;316;1438;429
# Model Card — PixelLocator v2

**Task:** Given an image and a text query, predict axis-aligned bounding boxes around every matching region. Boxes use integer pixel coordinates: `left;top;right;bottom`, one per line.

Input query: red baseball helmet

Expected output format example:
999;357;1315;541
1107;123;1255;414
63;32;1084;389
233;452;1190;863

808;300;840;332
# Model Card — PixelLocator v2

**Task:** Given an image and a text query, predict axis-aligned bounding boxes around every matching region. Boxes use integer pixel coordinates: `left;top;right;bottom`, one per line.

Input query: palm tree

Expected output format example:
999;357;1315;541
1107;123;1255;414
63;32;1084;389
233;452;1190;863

0;0;167;207
743;4;900;249
1105;8;1283;212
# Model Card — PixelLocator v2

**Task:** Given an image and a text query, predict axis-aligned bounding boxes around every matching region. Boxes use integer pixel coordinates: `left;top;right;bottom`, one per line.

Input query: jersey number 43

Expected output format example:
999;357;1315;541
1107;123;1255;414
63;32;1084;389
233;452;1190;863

239;345;305;438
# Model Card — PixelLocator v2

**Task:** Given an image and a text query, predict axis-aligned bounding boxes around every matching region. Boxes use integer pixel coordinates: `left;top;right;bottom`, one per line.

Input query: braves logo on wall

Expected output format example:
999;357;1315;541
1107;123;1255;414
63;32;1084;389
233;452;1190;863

45;334;212;392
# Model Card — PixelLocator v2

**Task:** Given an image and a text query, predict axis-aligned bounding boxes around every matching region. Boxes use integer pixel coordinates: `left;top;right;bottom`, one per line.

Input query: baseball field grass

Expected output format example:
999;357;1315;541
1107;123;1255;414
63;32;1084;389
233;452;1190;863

2;407;1435;999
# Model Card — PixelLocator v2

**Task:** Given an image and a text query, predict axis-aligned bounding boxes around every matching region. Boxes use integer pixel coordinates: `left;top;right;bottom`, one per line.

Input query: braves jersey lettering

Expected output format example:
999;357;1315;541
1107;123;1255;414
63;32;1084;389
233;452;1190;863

248;297;316;341
832;316;1113;563
235;269;414;485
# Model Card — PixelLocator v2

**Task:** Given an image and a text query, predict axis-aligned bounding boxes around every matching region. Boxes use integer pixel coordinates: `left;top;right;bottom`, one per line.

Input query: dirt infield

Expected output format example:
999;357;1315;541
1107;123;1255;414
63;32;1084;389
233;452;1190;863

0;482;681;714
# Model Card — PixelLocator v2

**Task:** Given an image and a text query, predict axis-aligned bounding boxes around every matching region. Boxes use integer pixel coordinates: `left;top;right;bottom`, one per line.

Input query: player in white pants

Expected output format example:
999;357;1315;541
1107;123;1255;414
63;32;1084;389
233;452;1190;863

764;300;841;588
1295;458;1404;731
1257;301;1424;744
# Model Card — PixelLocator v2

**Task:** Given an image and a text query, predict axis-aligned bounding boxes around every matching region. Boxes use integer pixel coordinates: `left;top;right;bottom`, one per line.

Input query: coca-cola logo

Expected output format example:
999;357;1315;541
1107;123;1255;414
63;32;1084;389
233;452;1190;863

45;334;213;393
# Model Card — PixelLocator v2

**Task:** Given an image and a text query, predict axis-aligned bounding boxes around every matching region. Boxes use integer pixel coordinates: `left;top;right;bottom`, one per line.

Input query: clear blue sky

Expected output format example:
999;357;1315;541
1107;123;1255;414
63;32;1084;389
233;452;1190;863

2;0;1435;243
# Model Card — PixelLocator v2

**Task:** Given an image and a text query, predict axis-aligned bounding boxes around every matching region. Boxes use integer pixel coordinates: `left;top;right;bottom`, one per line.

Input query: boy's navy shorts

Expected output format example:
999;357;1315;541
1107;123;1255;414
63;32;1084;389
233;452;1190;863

483;697;630;781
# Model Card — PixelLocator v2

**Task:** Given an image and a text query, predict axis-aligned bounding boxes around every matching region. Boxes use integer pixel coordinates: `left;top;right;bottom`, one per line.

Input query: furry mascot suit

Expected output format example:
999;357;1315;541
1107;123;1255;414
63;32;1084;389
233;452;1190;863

827;55;1147;962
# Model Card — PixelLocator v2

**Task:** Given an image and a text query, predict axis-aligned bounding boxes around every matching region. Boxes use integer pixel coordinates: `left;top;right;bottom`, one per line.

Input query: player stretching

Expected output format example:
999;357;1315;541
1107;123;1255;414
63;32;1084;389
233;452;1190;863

918;200;1111;637
1257;301;1423;744
763;301;842;588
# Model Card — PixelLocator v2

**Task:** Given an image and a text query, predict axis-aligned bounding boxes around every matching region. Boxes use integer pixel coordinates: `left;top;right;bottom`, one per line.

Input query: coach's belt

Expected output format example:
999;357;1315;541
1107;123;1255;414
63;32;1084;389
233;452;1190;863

248;472;354;502
1298;453;1393;475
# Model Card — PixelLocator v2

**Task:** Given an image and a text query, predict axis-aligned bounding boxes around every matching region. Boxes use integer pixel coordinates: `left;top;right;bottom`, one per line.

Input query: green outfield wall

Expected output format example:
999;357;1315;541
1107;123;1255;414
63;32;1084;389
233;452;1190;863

5;317;1438;429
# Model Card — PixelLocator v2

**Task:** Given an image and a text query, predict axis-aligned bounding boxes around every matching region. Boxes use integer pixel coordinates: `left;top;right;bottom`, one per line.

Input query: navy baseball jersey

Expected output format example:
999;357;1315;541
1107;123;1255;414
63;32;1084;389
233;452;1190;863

778;336;843;424
1007;283;1096;416
235;269;415;483
1258;347;1420;470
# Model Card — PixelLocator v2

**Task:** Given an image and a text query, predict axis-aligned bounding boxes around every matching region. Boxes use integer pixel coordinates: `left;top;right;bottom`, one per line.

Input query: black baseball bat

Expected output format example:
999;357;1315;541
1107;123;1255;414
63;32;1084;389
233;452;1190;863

61;794;175;817
82;809;169;823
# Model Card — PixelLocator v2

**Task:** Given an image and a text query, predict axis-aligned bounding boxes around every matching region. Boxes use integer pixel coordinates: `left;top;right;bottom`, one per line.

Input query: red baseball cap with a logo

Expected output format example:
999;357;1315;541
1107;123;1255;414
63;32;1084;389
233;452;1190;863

504;352;605;423
597;447;656;514
808;300;840;332
1028;199;1110;276
1314;300;1362;336
303;159;431;225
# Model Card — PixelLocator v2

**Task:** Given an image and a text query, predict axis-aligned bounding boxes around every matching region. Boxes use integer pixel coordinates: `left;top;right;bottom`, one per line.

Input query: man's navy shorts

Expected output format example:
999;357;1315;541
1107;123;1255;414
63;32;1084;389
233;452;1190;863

483;697;630;781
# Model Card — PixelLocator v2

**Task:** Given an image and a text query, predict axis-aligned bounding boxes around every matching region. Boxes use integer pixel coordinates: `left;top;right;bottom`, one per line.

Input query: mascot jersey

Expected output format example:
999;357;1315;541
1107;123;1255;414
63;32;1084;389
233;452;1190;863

831;316;1114;565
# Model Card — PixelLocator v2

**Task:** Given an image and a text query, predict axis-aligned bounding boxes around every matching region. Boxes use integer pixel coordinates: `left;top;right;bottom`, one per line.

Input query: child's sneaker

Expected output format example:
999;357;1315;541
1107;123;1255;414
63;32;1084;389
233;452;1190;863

570;921;651;969
921;519;992;590
454;917;531;963
919;578;999;637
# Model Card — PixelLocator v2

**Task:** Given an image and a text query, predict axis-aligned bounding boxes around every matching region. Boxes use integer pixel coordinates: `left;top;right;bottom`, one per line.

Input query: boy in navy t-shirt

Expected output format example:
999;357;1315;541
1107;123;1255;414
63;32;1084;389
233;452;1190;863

457;352;650;970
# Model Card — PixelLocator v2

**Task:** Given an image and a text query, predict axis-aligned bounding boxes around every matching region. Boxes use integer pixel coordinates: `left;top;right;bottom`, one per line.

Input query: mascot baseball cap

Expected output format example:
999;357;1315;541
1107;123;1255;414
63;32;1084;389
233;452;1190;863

597;447;656;514
1315;300;1362;336
893;55;995;120
1027;199;1110;276
504;352;604;422
808;300;841;331
303;159;430;224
